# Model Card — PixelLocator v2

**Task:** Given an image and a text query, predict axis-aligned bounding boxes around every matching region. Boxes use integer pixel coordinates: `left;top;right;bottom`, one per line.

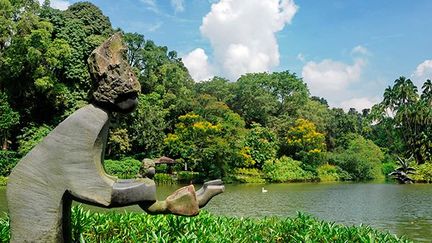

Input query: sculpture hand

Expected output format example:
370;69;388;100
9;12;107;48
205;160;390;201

139;180;224;216
196;179;225;208
140;185;199;216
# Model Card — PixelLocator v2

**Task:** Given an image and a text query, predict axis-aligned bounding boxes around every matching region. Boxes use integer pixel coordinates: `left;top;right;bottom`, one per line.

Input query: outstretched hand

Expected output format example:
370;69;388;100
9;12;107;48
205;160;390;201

140;179;224;216
196;179;225;208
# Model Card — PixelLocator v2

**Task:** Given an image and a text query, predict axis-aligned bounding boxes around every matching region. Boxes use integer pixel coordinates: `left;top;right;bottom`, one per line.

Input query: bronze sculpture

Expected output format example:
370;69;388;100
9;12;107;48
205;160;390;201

7;33;224;242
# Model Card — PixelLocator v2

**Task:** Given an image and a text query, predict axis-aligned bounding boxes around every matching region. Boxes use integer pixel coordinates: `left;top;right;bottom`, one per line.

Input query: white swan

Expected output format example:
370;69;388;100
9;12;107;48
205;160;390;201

261;187;268;193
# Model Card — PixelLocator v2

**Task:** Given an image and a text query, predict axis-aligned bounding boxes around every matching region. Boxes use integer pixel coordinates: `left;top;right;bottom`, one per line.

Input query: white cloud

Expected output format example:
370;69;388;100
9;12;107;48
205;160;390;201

171;0;185;13
183;48;214;82
148;22;163;32
301;46;380;111
351;45;369;56
38;0;70;10
297;53;306;62
302;58;365;97
198;0;298;80
412;59;432;87
339;97;379;112
140;0;158;13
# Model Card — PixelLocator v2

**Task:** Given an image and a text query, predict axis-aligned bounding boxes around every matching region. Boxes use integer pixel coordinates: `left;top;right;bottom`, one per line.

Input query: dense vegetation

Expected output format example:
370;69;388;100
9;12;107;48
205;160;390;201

0;0;431;184
0;206;411;242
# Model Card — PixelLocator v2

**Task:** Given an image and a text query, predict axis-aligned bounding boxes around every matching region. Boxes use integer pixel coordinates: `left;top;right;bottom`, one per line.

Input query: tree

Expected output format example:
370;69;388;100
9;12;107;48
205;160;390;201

373;77;431;164
282;118;326;168
297;99;332;133
165;96;246;179
113;92;168;158
329;134;384;180
194;76;234;103
0;92;19;150
229;71;308;126
240;123;278;169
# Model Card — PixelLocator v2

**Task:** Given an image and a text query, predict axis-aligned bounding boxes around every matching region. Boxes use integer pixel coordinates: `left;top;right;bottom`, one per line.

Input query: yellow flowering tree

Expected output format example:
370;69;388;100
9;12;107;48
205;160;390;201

165;111;241;178
284;118;326;168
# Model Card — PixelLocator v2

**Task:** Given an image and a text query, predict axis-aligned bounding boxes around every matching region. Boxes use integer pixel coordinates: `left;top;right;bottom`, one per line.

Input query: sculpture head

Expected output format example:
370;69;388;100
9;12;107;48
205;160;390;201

88;33;141;113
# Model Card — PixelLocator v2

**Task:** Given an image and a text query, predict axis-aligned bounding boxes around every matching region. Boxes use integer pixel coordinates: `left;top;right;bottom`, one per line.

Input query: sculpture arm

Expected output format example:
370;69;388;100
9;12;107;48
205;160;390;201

109;178;157;207
138;181;224;216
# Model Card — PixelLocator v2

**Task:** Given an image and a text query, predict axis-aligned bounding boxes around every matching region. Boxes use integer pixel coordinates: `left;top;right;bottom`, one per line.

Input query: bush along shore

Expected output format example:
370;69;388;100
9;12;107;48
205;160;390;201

0;206;410;242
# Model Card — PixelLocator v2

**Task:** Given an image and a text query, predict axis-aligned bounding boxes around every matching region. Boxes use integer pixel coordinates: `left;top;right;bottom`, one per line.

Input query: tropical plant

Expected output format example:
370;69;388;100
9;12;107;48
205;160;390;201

373;77;431;164
388;156;416;184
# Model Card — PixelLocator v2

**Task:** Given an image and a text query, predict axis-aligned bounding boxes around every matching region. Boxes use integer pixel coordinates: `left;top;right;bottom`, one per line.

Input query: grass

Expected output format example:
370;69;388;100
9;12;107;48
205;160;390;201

0;205;411;242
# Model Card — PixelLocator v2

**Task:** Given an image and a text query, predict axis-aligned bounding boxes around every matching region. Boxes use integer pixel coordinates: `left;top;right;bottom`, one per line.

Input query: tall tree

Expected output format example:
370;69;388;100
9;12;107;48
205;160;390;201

373;77;431;164
229;71;308;126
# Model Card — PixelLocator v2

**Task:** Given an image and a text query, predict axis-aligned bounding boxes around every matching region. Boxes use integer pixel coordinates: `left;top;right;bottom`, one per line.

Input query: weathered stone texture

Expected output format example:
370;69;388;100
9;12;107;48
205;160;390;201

88;33;141;104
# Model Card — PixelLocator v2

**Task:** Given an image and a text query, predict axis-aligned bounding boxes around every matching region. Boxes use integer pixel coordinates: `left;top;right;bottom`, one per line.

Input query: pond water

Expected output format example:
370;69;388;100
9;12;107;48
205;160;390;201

1;182;432;242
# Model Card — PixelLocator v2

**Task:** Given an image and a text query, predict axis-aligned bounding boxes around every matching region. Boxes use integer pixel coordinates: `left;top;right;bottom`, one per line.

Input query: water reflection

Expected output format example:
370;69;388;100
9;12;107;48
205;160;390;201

1;183;431;242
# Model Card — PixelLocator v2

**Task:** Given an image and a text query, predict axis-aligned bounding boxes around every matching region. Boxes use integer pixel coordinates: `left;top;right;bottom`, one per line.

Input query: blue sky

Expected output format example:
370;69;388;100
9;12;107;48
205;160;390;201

50;0;432;111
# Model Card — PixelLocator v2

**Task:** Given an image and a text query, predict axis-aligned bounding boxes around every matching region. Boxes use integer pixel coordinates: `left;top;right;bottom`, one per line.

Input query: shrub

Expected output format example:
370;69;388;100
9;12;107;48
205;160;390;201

0;150;20;177
0;176;8;186
412;162;432;183
233;168;266;183
17;124;52;155
329;134;384;180
103;157;141;179
155;163;168;173
382;162;397;177
316;164;351;182
154;173;175;184
263;156;314;182
177;171;201;183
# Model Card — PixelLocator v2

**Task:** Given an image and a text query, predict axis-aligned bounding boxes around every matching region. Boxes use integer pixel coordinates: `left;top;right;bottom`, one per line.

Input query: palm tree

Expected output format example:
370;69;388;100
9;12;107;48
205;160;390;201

393;76;418;106
389;156;416;184
421;79;432;104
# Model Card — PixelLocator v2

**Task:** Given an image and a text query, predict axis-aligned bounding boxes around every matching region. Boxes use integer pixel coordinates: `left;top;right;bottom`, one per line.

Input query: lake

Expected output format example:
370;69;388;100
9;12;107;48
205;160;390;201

1;182;432;242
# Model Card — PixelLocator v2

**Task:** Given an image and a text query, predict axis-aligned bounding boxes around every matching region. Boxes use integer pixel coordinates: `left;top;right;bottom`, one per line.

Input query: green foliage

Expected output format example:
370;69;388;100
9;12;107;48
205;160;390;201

106;128;131;158
240;123;278;168
123;93;168;158
382;161;397;177
297;99;331;133
411;162;432;183
373;77;432;164
263;156;314;182
316;164;351;182
326;108;363;150
232;168;266;183
17;124;52;155
0;214;9;242
64;2;112;36
283;118;326;168
0;176;8;186
194;76;234;103
328;134;384;180
177;171;200;183
0;150;19;177
103;157;141;179
0;92;19;149
229;71;308;126
50;206;412;242
154;173;175;184
165;97;246;179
